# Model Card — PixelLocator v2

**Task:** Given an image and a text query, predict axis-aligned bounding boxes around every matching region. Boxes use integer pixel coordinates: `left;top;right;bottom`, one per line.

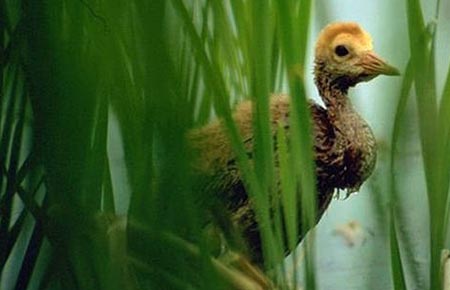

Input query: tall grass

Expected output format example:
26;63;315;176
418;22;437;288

389;0;450;289
0;0;315;289
0;0;450;289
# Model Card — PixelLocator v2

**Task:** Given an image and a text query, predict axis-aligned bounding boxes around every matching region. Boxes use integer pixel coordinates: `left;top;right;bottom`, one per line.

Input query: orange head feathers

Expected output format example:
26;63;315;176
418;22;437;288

314;22;399;86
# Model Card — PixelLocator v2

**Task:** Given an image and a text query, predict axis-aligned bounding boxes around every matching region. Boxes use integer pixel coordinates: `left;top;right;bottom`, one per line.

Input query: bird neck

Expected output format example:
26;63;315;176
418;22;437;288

314;60;356;122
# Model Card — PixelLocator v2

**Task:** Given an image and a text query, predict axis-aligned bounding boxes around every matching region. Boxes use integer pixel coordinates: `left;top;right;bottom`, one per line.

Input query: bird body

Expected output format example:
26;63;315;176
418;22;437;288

189;22;399;265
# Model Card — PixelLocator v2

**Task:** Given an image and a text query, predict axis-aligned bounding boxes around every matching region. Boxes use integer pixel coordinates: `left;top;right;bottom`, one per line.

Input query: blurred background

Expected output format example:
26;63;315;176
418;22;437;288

1;0;450;289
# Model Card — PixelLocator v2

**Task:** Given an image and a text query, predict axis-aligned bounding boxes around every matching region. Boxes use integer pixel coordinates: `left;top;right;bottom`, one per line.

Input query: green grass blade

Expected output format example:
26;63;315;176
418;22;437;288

277;123;300;287
390;215;408;290
246;1;282;268
102;156;115;214
13;220;44;290
274;0;316;289
389;59;413;290
405;0;444;288
0;68;24;274
440;62;450;245
81;92;109;211
406;0;437;175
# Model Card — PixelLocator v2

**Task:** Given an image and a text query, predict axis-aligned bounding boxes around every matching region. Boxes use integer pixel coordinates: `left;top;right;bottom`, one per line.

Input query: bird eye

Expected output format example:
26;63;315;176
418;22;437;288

334;45;349;57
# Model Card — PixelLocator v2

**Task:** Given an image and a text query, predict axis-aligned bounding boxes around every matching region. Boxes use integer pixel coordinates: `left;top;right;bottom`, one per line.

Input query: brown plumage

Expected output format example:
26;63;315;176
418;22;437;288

189;22;399;266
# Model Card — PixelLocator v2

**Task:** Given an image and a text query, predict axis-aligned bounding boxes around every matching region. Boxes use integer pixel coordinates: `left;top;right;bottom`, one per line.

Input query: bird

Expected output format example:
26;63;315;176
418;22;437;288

189;22;399;267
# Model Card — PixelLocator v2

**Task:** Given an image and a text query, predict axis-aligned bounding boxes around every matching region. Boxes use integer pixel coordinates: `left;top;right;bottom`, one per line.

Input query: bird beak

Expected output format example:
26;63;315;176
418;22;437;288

359;52;400;76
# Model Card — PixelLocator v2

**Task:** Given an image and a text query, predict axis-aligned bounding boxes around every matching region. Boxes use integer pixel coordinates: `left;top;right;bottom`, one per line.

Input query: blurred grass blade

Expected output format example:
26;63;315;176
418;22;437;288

247;1;281;268
389;59;413;290
0;67;24;274
390;215;408;290
102;156;115;214
405;0;443;288
275;0;316;289
277;123;299;287
440;61;450;244
13;219;44;290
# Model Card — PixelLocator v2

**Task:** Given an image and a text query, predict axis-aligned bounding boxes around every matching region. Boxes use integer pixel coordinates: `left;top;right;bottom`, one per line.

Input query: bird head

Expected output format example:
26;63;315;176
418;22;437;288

315;22;399;87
